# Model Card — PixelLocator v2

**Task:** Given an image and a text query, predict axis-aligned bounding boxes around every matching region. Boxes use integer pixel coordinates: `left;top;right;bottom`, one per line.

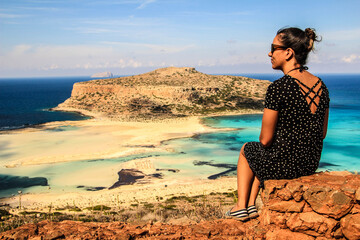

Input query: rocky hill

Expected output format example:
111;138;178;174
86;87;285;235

54;67;270;120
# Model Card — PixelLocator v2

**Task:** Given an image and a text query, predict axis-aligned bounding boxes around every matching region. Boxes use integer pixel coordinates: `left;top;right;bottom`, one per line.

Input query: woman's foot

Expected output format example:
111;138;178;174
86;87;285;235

247;205;259;219
225;208;249;221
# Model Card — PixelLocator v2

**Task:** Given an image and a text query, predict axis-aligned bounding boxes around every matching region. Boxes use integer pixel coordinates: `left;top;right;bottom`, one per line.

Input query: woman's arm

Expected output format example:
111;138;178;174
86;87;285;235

323;108;329;139
259;108;279;147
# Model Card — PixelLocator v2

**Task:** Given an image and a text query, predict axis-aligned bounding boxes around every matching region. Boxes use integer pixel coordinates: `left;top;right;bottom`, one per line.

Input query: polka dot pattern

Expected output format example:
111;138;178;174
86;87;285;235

244;75;330;188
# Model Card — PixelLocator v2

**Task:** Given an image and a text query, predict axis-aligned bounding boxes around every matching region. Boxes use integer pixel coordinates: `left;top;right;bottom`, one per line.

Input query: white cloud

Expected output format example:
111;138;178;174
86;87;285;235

181;11;251;17
10;44;33;56
101;41;195;53
42;64;59;70
0;42;273;76
0;13;28;18
90;0;157;9
341;54;360;63
137;0;156;9
0;43;193;73
16;6;59;11
323;28;360;41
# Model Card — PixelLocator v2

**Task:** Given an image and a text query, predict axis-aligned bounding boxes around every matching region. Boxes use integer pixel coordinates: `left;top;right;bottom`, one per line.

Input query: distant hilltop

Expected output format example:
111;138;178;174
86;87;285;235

55;67;271;120
91;72;113;78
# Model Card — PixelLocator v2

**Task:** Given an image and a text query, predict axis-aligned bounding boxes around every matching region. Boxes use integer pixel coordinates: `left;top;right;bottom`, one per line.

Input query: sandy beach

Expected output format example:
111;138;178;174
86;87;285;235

1;116;234;167
0;115;243;210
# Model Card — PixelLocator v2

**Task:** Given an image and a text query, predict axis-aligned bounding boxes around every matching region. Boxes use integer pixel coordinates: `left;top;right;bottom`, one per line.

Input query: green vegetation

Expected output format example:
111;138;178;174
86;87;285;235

0;190;251;232
86;205;111;211
59;67;270;120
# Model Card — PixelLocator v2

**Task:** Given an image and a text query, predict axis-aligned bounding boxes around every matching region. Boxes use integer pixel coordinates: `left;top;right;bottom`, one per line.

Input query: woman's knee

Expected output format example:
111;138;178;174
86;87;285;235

240;143;248;157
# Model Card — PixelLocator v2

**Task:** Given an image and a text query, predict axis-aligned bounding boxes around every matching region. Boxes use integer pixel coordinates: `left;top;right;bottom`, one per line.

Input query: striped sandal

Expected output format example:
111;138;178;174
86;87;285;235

225;208;249;221
247;205;259;219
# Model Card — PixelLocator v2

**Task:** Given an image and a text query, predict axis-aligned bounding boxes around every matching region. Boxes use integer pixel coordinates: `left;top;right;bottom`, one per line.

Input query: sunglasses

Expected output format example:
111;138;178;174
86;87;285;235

271;44;287;53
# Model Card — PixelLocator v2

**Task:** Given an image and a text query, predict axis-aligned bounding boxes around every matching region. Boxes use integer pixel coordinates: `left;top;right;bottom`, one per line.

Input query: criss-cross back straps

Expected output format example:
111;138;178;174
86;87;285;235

294;78;322;108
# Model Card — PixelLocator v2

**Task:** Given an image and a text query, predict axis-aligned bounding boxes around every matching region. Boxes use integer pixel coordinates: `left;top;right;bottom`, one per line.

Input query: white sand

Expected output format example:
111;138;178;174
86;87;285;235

1;117;233;168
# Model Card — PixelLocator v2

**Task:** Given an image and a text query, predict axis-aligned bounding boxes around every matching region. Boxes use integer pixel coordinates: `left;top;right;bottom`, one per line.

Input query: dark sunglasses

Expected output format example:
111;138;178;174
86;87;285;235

271;44;287;53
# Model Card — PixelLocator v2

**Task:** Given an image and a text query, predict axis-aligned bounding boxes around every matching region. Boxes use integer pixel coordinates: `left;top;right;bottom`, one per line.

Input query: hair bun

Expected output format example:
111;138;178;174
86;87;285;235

305;28;316;40
305;28;316;51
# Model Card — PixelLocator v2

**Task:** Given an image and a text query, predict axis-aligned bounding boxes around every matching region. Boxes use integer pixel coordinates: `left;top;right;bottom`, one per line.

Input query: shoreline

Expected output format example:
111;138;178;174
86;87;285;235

0;110;258;210
1;175;238;211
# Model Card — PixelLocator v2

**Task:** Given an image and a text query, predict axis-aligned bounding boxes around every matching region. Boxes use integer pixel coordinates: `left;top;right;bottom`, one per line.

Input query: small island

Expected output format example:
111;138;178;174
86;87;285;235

90;71;113;78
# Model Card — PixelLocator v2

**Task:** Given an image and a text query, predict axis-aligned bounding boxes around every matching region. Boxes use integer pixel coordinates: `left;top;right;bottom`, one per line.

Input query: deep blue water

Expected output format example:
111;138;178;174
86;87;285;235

0;76;92;130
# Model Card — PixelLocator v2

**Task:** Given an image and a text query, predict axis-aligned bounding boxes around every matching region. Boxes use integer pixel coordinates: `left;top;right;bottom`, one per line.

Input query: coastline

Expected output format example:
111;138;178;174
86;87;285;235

1;175;238;211
0;110;257;210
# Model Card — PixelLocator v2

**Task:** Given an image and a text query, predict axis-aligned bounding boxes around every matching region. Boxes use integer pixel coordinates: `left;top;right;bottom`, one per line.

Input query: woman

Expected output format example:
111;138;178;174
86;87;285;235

226;27;330;221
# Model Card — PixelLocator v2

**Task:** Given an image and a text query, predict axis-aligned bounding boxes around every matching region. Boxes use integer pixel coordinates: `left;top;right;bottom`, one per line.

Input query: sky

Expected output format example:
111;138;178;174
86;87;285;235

0;0;360;77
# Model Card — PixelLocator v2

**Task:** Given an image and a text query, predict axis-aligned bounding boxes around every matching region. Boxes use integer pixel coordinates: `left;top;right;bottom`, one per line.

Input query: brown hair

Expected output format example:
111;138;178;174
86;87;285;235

277;27;321;65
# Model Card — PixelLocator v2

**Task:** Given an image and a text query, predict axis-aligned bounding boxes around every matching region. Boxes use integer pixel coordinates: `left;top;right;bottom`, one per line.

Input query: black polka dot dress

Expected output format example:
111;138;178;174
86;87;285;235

244;75;330;188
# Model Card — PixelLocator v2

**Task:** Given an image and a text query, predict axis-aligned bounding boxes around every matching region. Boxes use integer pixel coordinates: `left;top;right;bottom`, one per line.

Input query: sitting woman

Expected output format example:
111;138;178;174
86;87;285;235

226;27;330;221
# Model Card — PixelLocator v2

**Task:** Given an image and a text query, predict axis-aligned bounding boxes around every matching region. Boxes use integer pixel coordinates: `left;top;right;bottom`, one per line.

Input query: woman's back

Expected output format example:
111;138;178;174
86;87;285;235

289;71;323;114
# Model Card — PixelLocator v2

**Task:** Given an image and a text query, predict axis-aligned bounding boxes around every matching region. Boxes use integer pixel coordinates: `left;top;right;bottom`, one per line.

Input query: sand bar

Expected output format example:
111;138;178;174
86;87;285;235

0;116;236;168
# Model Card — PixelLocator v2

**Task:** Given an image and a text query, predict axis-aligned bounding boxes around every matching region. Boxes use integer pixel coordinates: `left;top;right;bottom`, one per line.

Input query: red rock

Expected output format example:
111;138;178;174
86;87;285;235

340;214;360;240
268;200;305;213
262;180;288;202
44;230;65;240
276;187;292;201
351;204;360;214
29;237;43;240
356;187;360;201
265;228;315;240
302;203;314;213
286;181;304;201
303;186;353;219
286;212;338;238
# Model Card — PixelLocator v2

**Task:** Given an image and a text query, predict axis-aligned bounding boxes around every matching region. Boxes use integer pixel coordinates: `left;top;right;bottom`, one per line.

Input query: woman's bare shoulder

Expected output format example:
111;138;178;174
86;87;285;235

290;71;319;85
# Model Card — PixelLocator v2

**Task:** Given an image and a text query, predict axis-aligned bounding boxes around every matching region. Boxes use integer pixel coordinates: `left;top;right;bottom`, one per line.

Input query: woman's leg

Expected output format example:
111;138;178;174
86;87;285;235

248;176;260;206
232;143;255;211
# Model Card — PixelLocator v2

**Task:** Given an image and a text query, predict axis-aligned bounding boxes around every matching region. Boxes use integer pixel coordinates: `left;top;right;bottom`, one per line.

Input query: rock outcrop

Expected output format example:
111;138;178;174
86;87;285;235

260;171;360;239
1;172;359;239
55;67;270;120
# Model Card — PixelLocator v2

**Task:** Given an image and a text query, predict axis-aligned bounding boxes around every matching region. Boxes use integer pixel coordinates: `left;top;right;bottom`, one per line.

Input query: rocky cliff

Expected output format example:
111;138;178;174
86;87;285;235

54;67;270;120
1;172;359;239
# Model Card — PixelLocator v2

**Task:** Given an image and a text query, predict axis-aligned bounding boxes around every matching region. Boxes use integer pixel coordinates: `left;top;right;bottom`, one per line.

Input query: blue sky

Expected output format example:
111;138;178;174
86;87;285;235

1;0;359;77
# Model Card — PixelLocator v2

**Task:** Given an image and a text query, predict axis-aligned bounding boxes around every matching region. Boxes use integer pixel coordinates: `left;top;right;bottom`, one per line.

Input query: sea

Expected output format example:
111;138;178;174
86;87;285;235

0;73;359;197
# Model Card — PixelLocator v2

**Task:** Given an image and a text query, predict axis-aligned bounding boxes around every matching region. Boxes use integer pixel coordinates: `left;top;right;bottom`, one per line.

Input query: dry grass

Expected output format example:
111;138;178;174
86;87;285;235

0;190;238;232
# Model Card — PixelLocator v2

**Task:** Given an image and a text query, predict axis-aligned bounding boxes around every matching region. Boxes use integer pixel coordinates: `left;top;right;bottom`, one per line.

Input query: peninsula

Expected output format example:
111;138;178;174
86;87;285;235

54;67;270;120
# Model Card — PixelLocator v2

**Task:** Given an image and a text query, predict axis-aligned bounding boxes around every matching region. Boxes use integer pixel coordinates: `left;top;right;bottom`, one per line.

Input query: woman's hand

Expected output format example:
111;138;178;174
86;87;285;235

260;108;279;147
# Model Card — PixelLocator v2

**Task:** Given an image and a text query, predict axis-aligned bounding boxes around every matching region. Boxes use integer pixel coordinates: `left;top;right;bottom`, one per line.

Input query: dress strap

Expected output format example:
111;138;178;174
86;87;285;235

294;78;321;91
286;66;309;75
293;78;322;111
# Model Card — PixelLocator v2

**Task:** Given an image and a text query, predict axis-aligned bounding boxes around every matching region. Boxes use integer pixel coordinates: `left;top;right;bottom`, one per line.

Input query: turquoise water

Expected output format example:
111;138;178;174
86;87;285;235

157;73;360;176
0;73;359;197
